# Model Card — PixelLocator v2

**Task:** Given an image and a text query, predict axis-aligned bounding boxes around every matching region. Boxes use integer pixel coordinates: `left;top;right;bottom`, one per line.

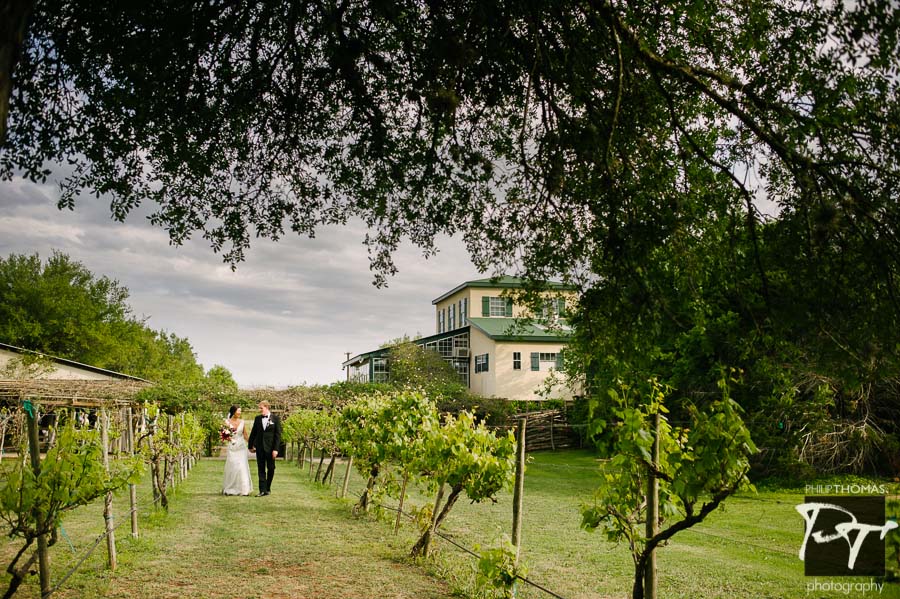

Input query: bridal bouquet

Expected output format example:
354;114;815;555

220;424;235;442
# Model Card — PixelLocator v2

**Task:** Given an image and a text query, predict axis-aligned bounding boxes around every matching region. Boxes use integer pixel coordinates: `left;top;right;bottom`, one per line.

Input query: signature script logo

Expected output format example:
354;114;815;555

796;497;897;576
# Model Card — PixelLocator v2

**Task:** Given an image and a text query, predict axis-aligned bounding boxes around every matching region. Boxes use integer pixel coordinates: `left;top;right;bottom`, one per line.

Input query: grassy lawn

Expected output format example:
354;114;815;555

1;449;898;598
328;448;900;599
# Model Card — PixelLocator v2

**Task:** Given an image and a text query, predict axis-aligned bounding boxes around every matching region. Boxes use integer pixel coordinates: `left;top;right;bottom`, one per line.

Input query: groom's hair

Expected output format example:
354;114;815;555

228;405;239;418
259;400;270;409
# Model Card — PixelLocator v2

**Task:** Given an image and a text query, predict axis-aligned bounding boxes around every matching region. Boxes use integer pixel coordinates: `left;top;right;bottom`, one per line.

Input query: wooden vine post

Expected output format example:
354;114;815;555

340;456;353;499
0;412;7;464
167;414;175;491
100;406;118;570
394;471;409;534
180;413;186;482
126;406;139;538
24;398;51;596
644;412;660;599
511;417;526;563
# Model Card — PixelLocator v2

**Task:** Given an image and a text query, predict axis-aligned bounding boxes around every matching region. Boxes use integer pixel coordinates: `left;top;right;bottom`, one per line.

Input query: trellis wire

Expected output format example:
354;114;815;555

348;487;571;599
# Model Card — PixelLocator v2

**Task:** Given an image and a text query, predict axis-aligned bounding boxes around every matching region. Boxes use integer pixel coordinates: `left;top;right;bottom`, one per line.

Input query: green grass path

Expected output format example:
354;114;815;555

3;450;899;599
1;457;453;599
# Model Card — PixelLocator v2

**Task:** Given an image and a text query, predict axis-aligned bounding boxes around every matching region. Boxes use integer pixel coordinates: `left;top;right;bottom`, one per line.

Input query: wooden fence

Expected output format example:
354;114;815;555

504;409;582;452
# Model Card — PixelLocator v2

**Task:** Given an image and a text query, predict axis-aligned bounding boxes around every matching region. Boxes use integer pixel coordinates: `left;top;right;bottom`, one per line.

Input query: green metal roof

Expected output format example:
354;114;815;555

341;326;472;368
467;317;571;342
431;276;576;304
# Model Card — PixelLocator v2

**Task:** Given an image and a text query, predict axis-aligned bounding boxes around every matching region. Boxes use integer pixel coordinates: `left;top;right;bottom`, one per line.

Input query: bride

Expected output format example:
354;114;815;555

222;405;253;496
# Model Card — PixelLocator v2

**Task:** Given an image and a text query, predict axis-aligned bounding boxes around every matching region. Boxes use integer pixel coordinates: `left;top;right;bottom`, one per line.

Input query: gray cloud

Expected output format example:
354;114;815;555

0;174;484;386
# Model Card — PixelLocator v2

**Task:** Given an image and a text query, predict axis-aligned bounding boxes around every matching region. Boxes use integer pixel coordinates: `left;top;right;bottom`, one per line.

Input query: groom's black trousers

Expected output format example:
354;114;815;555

256;451;276;493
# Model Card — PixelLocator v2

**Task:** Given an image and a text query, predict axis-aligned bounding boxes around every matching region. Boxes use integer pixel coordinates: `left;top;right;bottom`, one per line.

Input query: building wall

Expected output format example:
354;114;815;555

467;330;576;402
0;348;117;380
434;290;472;334
492;341;576;402
434;286;578;334
468;326;497;397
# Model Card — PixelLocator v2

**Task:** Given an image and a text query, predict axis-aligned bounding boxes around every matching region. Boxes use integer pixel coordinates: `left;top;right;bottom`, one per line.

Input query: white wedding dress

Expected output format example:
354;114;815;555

222;419;252;496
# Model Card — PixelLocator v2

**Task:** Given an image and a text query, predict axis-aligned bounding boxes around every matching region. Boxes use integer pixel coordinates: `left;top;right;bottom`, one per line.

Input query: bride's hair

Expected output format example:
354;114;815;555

228;405;239;418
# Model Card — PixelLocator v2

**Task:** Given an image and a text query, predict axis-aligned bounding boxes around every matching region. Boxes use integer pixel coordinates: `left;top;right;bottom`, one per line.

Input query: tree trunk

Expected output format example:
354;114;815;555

410;484;462;557
0;0;34;145
323;454;336;484
355;465;379;514
25;404;50;595
3;540;37;599
314;448;326;482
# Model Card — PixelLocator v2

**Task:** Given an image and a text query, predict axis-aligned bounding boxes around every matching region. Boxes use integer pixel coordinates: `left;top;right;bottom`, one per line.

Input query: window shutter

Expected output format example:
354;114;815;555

505;298;513;317
485;354;489;372
530;352;539;371
556;298;567;317
482;296;490;316
555;352;564;369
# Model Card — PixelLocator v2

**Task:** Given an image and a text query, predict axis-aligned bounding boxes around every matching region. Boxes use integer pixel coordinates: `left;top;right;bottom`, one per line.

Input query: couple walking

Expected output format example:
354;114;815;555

222;401;283;497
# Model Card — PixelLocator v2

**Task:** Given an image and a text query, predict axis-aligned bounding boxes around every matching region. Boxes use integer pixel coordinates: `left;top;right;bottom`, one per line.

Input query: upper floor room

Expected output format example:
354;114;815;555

431;276;577;335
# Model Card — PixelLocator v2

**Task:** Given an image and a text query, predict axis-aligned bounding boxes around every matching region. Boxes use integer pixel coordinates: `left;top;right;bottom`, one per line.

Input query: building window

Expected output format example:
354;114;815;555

453;359;469;386
438;337;453;357
372;357;389;382
475;353;489;373
531;352;560;371
450;303;456;330
460;297;468;325
540;297;568;319
513;352;521;370
489;296;509;316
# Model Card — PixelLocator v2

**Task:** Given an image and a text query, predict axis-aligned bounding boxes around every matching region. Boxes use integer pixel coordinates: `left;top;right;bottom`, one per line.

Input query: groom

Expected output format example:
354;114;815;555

247;401;282;496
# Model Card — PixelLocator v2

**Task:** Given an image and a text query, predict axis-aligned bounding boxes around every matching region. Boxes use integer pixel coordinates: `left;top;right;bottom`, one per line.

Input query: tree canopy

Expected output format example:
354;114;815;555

2;1;899;472
0;251;198;379
1;1;896;283
0;251;243;413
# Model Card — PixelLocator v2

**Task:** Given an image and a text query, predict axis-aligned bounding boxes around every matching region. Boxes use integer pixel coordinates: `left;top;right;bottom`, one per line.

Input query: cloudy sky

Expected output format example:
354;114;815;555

0;174;485;387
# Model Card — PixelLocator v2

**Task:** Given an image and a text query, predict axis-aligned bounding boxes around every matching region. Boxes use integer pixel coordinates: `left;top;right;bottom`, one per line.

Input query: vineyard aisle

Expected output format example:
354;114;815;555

44;458;453;599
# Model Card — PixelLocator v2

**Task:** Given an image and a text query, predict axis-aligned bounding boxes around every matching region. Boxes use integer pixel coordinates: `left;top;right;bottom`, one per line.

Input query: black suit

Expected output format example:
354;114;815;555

248;413;282;494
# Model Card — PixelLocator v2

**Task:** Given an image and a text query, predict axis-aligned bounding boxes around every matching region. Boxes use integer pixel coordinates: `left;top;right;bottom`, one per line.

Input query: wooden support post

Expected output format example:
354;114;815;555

308;446;315;477
512;418;526;563
101;407;118;571
25;400;51;596
340;456;353;499
549;417;555;450
0;417;7;465
394;471;409;534
167;415;175;490
180;413;186;482
126;407;138;538
644;412;660;599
